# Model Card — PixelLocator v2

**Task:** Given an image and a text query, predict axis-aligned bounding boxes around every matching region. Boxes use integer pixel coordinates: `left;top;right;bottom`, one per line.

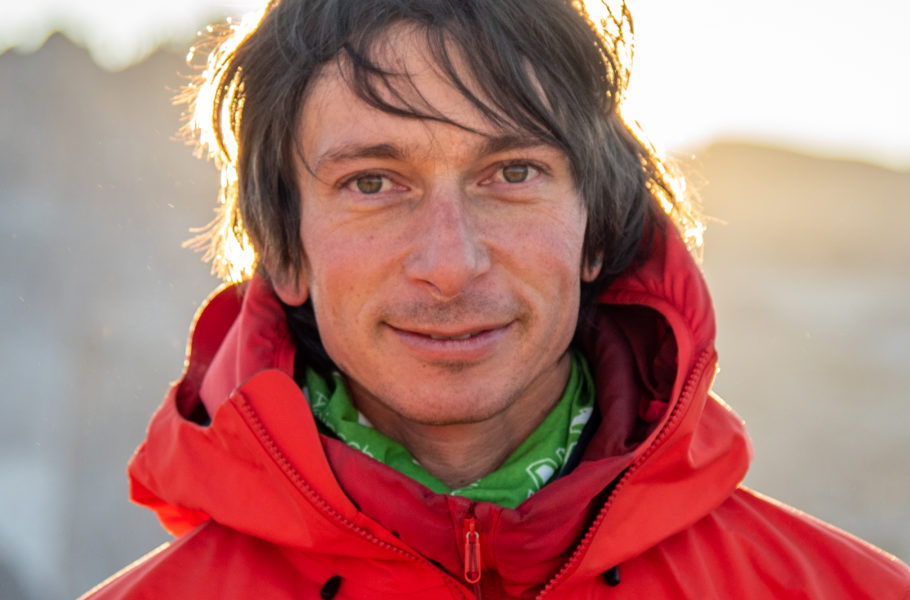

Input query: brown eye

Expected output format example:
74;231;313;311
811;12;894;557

356;175;384;194
501;164;529;183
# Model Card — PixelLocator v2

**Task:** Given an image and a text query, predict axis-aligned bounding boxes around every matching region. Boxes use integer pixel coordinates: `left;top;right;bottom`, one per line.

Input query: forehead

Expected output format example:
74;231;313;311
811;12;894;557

297;25;556;161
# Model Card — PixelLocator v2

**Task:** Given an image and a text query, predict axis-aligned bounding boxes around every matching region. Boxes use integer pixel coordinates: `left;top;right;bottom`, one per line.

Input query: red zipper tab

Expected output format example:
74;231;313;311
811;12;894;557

463;514;482;585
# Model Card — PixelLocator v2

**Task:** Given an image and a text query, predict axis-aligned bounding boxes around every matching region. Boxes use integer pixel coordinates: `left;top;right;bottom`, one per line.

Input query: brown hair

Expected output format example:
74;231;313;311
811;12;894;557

183;0;700;297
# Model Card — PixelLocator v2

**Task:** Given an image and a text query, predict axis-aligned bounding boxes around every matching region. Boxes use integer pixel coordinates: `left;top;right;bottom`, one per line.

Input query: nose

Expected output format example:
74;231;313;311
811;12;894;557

404;187;491;298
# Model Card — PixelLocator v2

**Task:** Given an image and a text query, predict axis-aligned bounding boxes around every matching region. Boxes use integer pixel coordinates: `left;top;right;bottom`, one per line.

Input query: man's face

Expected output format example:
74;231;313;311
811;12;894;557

277;30;599;428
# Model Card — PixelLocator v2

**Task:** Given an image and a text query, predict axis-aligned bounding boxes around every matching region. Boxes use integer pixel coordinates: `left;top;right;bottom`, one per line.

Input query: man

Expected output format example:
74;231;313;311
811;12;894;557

82;0;909;598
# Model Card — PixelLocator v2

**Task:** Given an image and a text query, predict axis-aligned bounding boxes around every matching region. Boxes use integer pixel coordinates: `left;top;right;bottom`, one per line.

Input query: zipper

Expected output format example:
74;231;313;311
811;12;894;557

463;511;482;594
536;347;716;598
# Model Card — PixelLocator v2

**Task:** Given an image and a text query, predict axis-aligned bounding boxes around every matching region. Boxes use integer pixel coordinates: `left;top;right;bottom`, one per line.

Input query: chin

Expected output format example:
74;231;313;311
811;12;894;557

379;386;518;427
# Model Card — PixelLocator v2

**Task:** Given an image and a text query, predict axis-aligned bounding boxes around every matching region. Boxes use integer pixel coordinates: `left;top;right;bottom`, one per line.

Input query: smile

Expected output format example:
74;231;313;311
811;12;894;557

427;332;482;341
386;323;513;362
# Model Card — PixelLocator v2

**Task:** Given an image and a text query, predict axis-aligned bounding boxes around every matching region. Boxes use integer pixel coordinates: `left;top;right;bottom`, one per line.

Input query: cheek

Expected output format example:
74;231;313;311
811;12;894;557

299;222;347;307
499;205;587;279
300;221;390;325
529;207;588;315
301;237;370;372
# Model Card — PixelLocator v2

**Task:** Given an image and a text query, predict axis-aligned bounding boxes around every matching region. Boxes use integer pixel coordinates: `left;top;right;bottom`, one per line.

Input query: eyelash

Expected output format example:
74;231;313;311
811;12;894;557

339;172;401;195
487;161;545;185
338;160;548;195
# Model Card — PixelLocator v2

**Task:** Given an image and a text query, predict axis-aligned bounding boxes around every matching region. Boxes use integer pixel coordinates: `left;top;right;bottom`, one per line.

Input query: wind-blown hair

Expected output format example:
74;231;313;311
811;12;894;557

184;0;700;290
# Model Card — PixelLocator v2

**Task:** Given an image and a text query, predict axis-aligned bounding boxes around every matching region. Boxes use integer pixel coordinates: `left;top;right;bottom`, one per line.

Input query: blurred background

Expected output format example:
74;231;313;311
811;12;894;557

1;1;908;598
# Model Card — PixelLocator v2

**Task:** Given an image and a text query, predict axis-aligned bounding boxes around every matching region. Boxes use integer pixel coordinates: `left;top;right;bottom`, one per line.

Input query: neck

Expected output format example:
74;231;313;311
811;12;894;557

349;354;571;489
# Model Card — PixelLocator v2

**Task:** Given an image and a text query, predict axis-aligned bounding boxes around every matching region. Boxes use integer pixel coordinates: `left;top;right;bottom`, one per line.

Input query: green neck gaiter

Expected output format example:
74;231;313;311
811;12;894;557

304;351;595;509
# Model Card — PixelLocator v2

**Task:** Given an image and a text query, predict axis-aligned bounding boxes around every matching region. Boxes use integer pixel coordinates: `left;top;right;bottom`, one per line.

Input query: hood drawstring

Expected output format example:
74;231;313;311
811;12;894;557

603;565;621;587
320;574;342;599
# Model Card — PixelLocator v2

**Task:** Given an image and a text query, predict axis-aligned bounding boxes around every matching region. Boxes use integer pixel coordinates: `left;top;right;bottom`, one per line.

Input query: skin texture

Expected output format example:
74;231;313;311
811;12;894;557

273;29;600;487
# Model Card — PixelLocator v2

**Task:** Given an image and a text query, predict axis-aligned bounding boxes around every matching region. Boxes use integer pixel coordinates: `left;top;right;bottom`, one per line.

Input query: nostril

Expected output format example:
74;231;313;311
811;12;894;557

405;235;489;298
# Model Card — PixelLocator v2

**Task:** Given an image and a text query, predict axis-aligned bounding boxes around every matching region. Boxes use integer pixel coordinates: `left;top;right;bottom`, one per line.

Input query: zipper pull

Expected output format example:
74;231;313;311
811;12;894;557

463;514;482;585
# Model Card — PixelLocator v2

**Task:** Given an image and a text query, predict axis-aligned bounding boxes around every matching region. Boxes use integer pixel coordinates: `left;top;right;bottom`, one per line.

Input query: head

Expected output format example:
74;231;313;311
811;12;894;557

185;0;698;424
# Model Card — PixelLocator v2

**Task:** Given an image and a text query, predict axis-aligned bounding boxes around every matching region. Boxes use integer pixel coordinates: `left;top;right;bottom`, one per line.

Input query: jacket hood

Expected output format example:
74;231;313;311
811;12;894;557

127;218;752;596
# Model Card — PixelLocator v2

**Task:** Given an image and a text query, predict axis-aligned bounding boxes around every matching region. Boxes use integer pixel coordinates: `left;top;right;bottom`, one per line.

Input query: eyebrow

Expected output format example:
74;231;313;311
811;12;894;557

313;143;405;173
477;133;554;157
313;134;554;174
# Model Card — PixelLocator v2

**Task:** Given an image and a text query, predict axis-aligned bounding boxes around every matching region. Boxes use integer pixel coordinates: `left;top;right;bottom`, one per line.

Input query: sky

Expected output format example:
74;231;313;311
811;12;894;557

2;0;909;169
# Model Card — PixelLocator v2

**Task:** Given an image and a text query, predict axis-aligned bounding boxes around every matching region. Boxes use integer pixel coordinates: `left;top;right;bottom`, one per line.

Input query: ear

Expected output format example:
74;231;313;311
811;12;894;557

581;254;603;283
271;273;309;306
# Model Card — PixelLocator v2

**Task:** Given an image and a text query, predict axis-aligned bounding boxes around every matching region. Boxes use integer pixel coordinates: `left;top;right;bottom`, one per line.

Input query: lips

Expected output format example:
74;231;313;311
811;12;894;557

427;331;484;341
386;322;512;362
395;324;499;341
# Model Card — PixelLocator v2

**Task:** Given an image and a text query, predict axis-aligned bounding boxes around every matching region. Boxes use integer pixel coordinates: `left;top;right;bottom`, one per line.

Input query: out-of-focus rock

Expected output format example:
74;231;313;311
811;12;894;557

1;34;219;600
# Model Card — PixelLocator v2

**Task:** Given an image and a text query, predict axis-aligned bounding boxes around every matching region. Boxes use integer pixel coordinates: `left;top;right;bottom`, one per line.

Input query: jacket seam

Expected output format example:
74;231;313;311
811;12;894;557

234;394;470;596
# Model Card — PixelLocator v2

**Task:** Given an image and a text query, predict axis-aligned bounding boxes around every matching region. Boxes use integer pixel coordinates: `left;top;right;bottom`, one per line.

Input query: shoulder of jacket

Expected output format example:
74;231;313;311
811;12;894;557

704;487;910;598
607;487;908;598
77;521;332;599
77;540;172;600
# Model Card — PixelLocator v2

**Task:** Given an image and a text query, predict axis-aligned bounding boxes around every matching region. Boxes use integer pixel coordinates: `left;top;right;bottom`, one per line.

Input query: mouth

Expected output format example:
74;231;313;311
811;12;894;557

391;323;502;340
386;322;512;361
425;331;486;341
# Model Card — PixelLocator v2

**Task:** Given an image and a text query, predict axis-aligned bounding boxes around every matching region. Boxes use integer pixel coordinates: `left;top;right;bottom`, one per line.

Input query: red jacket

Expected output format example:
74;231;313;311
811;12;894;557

82;224;910;599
